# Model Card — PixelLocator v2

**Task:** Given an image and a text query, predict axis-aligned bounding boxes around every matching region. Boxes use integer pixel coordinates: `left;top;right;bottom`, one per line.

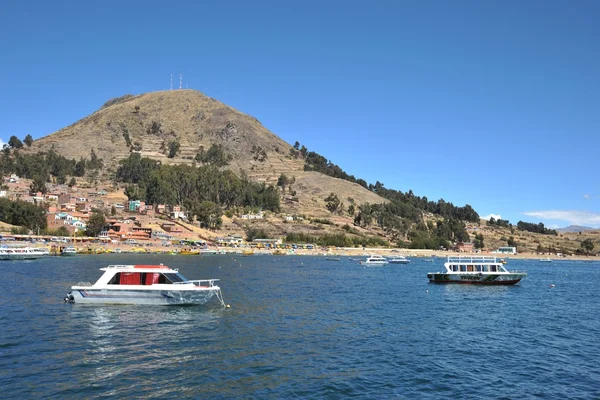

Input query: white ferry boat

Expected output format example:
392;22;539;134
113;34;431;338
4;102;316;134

0;246;48;260
388;256;410;264
360;255;388;265
61;246;77;256
65;264;225;306
427;256;527;285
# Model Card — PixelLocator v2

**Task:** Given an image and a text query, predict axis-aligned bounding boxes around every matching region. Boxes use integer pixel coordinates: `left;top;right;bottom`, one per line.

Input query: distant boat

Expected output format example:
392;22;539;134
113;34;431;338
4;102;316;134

325;257;340;261
360;255;388;266
61;246;77;256
388;256;410;264
0;246;48;260
539;258;553;263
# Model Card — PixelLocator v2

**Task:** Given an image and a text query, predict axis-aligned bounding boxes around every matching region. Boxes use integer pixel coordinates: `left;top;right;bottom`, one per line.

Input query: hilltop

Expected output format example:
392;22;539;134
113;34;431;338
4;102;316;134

29;90;385;215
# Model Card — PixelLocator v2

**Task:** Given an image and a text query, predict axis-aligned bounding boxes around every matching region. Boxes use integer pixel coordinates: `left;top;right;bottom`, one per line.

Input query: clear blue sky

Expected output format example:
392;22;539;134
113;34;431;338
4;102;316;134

1;0;599;228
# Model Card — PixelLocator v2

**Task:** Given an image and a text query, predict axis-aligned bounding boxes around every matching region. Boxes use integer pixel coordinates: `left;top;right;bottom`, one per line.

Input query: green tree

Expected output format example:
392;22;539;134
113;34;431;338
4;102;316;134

30;175;48;194
581;238;595;254
8;135;23;149
191;200;222;230
68;177;76;187
168;140;180;158
277;173;289;193
348;203;355;216
473;233;485;249
24;134;33;147
111;205;117;216
507;236;517;247
86;212;107;237
325;193;341;213
74;158;86;177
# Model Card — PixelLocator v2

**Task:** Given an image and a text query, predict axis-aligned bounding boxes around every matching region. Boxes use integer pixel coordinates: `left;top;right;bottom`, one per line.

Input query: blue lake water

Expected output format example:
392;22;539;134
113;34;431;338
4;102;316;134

1;255;599;399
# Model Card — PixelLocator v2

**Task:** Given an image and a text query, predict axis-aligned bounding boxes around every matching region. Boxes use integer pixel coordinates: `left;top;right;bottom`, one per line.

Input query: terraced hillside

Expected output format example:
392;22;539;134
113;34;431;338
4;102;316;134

29;90;386;214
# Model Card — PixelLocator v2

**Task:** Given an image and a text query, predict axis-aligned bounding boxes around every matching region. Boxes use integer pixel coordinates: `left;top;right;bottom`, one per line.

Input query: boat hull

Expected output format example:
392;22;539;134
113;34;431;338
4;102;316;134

360;261;388;266
427;273;525;285
68;287;220;305
389;260;410;264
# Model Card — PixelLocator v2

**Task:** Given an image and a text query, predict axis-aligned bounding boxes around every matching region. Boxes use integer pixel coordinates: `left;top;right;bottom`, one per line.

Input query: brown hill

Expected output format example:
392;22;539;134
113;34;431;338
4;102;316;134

30;90;385;215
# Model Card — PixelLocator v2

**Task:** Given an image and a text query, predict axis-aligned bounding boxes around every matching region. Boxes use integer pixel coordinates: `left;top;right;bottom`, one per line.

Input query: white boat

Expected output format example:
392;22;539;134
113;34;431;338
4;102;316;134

360;255;388;265
61;246;77;256
0;246;48;260
539;258;552;263
65;264;225;306
427;256;527;285
388;256;410;264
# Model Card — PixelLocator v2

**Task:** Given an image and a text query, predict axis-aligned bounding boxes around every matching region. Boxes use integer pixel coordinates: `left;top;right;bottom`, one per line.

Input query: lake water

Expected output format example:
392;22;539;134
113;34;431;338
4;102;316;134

1;255;599;399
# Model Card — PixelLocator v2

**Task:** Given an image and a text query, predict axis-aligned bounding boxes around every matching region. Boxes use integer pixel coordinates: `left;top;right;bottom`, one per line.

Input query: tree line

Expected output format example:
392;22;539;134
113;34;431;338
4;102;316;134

116;153;280;229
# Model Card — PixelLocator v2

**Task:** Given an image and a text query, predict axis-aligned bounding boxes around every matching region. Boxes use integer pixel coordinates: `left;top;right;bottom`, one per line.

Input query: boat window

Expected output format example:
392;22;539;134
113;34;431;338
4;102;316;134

144;273;160;285
490;265;497;272
467;265;474;272
460;265;467;272
161;273;185;284
120;272;141;285
482;265;489;272
108;273;121;285
475;265;482;272
452;265;458;272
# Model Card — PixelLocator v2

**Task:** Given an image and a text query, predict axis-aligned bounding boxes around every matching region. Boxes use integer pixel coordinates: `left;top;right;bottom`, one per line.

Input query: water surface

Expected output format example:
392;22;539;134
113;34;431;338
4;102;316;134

1;255;599;398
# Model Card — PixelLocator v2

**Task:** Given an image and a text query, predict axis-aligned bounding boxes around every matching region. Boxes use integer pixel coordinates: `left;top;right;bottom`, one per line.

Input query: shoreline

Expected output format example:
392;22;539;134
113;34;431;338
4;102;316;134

32;242;599;261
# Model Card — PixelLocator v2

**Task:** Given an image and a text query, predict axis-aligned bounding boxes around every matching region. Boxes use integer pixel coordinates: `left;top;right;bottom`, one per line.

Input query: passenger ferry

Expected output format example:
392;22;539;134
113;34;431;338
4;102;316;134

427;256;527;285
360;255;388;265
0;246;48;260
65;264;225;306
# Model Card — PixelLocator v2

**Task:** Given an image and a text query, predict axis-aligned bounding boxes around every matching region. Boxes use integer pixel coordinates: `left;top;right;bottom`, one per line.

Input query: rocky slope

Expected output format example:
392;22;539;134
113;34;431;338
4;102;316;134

29;90;386;214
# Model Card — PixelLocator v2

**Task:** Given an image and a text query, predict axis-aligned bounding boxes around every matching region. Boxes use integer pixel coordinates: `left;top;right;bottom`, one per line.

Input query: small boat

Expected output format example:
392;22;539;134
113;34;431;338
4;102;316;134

65;264;225;306
427;256;527;285
61;246;77;256
325;257;341;261
388;256;410;264
0;246;48;260
360;255;388;265
539;258;552;263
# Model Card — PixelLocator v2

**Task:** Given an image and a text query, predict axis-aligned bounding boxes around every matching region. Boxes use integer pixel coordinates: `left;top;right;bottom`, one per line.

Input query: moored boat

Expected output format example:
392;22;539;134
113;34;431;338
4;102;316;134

427;256;527;285
0;246;48;260
539;258;552;263
65;264;225;306
388;256;410;264
360;255;388;265
61;246;77;256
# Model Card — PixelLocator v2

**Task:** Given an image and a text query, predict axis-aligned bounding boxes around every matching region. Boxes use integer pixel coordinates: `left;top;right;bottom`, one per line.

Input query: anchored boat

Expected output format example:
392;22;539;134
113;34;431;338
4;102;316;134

388;256;410;264
65;264;225;306
427;256;527;285
360;255;388;265
0;246;48;260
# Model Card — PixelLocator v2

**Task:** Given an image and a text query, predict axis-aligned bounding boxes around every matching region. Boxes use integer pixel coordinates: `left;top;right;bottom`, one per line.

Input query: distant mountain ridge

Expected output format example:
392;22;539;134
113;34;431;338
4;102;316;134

557;225;595;233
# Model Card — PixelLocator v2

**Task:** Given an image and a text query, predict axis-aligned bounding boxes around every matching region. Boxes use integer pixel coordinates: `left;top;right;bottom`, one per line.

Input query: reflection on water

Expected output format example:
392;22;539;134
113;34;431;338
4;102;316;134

73;306;224;388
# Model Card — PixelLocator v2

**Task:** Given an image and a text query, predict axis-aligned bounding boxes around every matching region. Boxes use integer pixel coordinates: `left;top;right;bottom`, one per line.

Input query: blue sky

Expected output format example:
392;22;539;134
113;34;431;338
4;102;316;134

1;0;599;228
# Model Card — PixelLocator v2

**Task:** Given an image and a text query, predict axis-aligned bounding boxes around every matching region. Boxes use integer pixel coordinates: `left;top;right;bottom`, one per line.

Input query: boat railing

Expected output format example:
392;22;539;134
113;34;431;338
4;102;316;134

175;279;220;287
447;256;498;263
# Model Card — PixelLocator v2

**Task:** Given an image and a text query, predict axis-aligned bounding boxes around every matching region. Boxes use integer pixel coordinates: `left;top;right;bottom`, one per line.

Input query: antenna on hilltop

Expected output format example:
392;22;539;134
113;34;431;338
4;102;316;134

170;74;173;91
179;73;183;90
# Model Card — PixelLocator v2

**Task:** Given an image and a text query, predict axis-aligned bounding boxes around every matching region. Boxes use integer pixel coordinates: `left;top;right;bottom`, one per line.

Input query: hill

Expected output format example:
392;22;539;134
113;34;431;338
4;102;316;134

557;225;595;233
29;90;385;215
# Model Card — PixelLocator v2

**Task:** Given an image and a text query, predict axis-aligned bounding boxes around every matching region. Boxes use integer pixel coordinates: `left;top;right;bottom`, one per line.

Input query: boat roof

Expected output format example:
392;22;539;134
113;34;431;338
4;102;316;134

445;256;501;264
99;264;177;272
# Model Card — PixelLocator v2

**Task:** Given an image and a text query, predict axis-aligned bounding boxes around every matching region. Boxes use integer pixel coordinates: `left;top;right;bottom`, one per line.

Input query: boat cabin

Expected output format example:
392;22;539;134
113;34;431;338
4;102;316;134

445;256;508;274
107;271;185;285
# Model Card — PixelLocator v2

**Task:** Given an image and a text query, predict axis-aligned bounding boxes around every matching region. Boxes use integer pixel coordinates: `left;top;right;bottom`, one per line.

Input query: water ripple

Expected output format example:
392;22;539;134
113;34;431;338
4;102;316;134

0;256;599;398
